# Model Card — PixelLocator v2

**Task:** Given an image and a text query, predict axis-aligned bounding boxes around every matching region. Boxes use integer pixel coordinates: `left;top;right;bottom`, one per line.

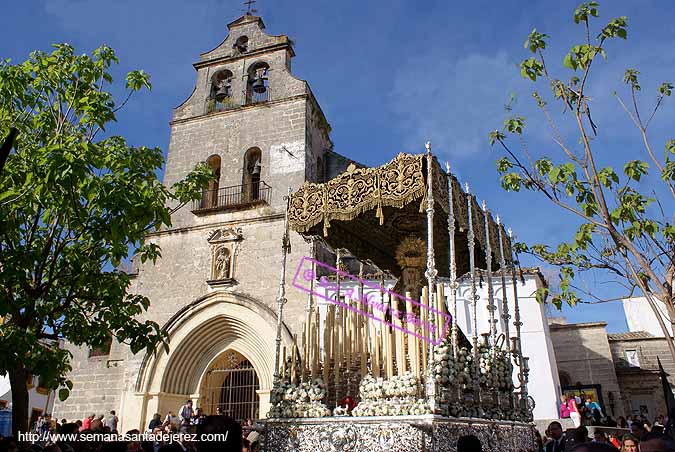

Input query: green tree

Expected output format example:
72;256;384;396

490;2;675;361
0;44;212;435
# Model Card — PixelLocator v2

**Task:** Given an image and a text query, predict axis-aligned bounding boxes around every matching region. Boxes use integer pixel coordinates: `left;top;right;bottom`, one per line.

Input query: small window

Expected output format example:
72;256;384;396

234;36;249;54
625;349;640;367
89;336;112;358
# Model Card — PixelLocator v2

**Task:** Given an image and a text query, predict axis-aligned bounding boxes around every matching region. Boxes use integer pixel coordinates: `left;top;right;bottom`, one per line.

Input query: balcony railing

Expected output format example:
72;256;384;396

205;97;239;114
246;86;270;105
192;181;272;213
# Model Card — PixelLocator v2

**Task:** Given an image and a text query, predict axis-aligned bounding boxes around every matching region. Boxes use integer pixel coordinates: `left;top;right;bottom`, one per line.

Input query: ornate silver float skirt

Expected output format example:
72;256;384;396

262;415;536;452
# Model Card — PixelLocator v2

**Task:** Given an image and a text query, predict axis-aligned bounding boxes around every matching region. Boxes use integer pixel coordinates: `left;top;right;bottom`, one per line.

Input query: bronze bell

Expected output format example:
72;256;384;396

251;160;261;175
214;83;230;102
252;76;266;94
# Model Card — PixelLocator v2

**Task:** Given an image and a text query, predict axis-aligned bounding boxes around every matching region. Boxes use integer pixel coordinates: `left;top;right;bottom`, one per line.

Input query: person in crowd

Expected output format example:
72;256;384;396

629;421;642;439
619;434;638;452
163;411;178;429
178;400;194;431
148;414;162;432
617;417;627;429
126;429;142;452
241;439;251;452
246;431;260;448
608;434;620;449
42;445;61;452
457;434;483;452
562;394;582;428
567;426;591;449
639;432;675;452
560;396;571;420
544;422;566;452
593;431;609;444
643;419;653;434
90;414;105;431
192;408;205;426
104;410;119;432
585;398;605;423
535;430;545;452
196;415;241;452
568;443;618;451
81;414;95;431
605;416;617;428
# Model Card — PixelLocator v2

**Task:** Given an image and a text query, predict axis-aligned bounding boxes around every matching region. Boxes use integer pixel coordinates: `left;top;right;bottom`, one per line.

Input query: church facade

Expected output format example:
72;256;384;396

53;14;563;430
53;14;336;430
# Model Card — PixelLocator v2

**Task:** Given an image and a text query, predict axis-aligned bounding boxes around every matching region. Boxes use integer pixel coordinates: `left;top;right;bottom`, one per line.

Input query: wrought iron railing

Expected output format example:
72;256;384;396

192;181;271;213
205;97;239;114
246;86;270;105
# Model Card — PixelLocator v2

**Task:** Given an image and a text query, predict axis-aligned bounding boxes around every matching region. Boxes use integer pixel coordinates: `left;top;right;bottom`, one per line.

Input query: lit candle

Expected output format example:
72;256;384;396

375;329;382;378
313;308;320;378
282;346;287;379
405;291;419;379
421;287;429;373
384;292;394;379
291;334;298;384
436;283;446;342
324;306;333;384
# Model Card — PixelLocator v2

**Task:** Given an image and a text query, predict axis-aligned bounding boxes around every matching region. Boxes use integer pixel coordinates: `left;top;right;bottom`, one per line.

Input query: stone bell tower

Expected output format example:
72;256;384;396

52;13;335;428
164;13;333;229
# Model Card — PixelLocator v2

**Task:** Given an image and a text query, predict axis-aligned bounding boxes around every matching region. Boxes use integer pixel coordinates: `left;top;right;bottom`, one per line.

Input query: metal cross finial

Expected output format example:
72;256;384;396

243;0;257;14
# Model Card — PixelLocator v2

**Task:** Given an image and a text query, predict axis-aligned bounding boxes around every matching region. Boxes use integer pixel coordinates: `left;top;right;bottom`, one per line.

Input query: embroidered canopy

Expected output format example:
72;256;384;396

288;153;511;277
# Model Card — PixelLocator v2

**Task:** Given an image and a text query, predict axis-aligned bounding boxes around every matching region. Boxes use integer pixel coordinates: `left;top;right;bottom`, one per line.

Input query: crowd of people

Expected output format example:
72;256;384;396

0;400;261;452
538;420;675;452
2;396;674;452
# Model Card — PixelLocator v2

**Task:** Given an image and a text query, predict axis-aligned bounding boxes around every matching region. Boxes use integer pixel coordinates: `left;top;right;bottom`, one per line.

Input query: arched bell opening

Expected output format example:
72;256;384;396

242;147;262;202
208;70;235;113
246;62;269;104
202;154;221;208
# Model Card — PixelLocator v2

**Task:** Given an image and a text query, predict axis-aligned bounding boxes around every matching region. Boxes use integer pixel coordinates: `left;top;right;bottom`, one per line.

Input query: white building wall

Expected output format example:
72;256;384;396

0;374;56;424
622;296;673;337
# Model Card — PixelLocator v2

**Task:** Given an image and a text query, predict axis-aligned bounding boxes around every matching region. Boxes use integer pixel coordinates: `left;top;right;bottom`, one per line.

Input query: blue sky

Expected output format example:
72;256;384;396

4;0;674;332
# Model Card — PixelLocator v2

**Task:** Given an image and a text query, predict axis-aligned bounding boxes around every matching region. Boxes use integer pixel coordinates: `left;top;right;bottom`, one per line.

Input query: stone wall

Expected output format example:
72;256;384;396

548;322;625;418
609;335;675;417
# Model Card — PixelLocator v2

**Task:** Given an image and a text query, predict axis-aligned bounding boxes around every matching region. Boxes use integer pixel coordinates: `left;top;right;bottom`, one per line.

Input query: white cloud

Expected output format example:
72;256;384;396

388;50;528;158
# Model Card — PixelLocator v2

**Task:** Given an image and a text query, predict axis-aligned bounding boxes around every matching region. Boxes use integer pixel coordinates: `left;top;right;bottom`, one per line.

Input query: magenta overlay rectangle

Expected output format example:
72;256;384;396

291;256;451;346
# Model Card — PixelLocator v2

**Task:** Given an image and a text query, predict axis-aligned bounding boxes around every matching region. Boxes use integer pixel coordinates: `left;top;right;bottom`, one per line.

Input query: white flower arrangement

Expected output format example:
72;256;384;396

352;372;428;417
352;398;430;417
268;378;330;418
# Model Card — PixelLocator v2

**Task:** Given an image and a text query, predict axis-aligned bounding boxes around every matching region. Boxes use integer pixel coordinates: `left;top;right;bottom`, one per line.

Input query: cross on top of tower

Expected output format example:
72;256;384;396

243;0;257;15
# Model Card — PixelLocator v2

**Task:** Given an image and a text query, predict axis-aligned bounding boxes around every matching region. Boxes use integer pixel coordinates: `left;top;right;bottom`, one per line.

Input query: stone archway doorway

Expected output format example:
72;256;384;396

200;349;260;421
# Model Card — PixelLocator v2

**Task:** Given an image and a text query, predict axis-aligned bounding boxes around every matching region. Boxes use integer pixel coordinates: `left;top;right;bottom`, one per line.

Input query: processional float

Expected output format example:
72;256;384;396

264;145;536;452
